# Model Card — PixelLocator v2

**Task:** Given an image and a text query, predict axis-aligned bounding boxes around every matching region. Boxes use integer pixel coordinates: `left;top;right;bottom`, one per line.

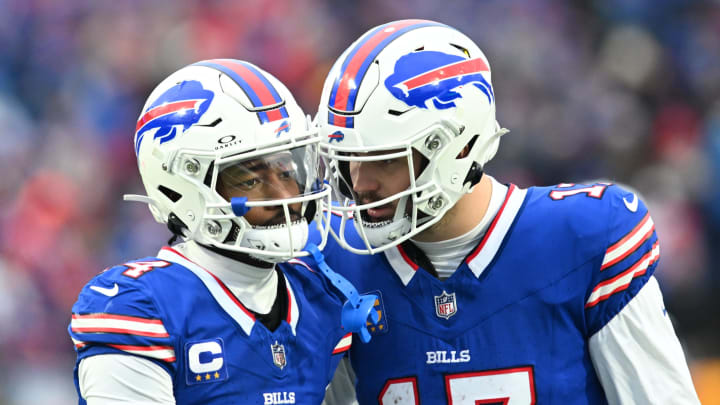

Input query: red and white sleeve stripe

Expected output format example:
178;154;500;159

601;213;654;271
107;344;176;362
71;313;169;338
71;337;86;349
332;333;352;355
586;242;660;308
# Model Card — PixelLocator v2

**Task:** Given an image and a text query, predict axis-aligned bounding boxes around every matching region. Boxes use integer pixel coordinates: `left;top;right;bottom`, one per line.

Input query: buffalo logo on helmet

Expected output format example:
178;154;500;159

134;80;214;155
384;51;494;111
274;120;290;136
328;131;345;143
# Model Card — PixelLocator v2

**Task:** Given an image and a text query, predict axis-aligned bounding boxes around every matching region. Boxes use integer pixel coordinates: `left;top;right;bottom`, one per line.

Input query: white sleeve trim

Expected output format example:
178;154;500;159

589;276;700;404
79;354;175;404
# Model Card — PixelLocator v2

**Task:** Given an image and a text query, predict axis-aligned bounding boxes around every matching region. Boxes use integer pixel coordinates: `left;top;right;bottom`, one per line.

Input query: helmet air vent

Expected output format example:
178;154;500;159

388;107;414;116
158;185;182;202
450;43;471;58
197;118;222;127
456;135;478;159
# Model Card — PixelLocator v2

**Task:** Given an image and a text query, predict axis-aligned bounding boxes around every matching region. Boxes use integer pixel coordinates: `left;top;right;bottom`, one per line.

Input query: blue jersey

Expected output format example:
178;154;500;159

310;183;659;404
69;246;352;405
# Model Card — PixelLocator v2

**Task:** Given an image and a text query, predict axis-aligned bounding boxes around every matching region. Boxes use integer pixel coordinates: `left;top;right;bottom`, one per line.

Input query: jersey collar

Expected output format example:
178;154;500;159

158;247;299;336
383;184;527;285
465;184;526;277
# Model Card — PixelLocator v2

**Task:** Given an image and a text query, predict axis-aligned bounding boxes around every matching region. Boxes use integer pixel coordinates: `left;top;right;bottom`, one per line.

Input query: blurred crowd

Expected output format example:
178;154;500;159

0;0;718;403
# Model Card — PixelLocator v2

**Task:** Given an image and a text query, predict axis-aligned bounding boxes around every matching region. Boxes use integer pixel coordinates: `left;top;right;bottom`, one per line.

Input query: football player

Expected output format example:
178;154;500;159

315;20;701;404
69;59;368;404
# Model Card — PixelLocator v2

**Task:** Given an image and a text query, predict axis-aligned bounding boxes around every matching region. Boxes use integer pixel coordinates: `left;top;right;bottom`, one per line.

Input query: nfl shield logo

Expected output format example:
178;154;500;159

271;341;287;369
434;291;457;319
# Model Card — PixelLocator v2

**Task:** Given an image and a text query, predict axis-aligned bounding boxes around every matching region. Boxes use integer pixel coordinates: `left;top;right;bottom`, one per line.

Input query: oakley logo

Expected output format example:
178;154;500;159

218;135;236;144
216;135;242;150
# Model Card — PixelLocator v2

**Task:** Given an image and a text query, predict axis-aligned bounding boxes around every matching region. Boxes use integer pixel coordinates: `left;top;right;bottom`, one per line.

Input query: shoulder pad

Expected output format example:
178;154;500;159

584;185;658;334
69;258;177;363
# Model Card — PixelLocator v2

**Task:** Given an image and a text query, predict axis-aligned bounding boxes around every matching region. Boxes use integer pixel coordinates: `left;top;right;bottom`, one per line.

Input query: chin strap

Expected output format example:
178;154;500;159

305;243;379;343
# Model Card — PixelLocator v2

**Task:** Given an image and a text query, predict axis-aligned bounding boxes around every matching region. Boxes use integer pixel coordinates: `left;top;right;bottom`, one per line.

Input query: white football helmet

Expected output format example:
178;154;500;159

318;20;508;254
127;59;331;262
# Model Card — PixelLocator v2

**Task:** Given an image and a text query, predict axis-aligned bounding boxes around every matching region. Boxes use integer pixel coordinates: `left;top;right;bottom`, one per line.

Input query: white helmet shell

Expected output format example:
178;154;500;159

318;20;508;254
130;59;331;262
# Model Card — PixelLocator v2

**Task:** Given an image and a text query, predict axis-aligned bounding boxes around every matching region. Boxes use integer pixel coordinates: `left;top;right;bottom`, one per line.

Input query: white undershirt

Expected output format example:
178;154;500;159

590;276;699;403
412;177;508;280
173;241;278;314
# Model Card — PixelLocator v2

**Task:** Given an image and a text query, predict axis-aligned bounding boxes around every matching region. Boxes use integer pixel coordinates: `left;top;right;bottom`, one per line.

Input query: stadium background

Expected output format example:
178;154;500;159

0;0;718;403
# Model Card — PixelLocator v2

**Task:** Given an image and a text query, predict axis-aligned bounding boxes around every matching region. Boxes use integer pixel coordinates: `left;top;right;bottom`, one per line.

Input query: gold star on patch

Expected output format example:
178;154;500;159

205;373;211;380
195;375;201;382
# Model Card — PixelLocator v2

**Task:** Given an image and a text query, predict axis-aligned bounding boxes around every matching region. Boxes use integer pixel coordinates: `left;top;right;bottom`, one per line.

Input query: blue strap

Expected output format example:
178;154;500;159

306;243;379;343
230;197;251;217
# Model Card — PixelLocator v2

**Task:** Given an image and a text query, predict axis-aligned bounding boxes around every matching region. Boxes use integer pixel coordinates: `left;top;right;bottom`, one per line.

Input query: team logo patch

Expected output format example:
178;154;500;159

384;51;493;110
135;80;214;155
434;290;457;319
365;290;389;335
271;341;287;369
185;338;228;385
328;130;345;143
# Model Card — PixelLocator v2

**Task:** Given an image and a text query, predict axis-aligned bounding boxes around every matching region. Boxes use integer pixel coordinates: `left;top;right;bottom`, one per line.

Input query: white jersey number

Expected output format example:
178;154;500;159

549;184;608;200
379;367;535;405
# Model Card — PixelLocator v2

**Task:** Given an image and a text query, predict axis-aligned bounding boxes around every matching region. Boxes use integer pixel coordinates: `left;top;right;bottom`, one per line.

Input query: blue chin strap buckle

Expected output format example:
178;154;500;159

230;197;251;217
305;244;379;343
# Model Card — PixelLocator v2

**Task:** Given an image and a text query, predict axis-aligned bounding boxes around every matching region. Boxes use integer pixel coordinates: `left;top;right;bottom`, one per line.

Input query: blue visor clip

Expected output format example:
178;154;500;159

230;197;251;217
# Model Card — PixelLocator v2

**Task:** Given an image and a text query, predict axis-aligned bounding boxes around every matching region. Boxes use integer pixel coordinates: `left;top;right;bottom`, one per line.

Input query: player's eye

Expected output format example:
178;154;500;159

278;169;296;180
234;177;261;190
379;157;403;166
